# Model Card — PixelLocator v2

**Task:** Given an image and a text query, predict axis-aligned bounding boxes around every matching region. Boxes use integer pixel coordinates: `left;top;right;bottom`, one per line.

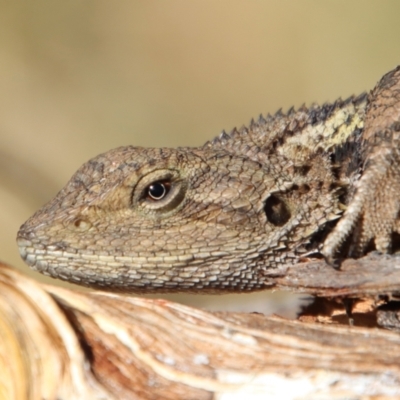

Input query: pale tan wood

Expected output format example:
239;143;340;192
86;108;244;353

1;260;400;399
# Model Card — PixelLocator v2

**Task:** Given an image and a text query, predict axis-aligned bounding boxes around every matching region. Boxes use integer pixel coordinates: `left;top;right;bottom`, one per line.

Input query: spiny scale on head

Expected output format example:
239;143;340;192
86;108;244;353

204;94;368;155
258;114;266;124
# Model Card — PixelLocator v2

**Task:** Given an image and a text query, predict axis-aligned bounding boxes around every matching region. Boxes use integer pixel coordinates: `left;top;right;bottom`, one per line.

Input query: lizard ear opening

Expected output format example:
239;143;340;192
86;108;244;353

264;194;291;226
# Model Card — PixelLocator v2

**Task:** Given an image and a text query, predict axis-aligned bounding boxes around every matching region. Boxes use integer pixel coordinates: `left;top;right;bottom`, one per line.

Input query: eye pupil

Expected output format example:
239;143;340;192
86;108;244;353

147;181;168;200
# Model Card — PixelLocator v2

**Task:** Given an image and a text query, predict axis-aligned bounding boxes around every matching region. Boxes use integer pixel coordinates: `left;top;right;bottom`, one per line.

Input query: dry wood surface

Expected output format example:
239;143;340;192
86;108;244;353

1;256;400;400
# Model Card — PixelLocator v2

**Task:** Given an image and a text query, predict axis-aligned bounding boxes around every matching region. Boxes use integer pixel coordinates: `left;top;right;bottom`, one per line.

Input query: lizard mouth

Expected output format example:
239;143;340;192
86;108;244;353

16;232;35;266
17;231;64;272
16;237;29;259
17;234;44;273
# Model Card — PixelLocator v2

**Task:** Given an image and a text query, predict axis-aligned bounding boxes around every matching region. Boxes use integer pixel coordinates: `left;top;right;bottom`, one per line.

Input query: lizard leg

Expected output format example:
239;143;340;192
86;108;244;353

323;66;400;265
351;141;400;255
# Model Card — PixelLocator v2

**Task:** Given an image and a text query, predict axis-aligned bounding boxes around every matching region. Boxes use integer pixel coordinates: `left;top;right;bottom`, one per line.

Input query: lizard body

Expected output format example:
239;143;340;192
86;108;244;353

17;67;400;292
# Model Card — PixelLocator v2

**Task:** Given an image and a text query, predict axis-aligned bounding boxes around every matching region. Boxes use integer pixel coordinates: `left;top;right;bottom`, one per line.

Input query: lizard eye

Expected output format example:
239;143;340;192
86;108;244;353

146;181;171;201
131;168;188;214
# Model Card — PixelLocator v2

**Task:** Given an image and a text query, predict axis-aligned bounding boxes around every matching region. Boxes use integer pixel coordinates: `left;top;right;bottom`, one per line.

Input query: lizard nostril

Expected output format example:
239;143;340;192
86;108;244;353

70;218;92;232
264;194;291;226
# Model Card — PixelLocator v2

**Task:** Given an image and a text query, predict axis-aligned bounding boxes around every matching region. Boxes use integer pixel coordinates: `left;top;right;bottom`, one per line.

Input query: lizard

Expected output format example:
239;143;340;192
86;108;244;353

16;66;400;293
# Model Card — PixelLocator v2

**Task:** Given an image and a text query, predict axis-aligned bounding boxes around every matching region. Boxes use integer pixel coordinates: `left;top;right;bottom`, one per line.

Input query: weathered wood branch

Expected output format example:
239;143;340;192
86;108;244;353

272;252;400;297
1;258;400;399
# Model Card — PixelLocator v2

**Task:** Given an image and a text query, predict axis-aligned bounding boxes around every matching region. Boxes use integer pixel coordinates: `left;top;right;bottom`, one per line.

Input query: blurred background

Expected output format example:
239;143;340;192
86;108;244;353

2;1;400;313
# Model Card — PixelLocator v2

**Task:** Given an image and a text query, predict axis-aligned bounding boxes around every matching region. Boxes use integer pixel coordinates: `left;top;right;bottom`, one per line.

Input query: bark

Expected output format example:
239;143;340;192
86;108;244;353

1;258;400;400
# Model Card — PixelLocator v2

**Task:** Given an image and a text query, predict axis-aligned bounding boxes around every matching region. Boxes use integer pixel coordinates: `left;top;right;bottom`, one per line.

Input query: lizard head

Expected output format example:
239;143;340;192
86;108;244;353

17;145;338;292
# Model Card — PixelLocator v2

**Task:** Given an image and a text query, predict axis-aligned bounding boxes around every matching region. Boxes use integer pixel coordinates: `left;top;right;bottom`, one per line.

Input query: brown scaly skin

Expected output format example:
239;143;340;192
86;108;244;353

17;67;400;292
323;66;400;263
